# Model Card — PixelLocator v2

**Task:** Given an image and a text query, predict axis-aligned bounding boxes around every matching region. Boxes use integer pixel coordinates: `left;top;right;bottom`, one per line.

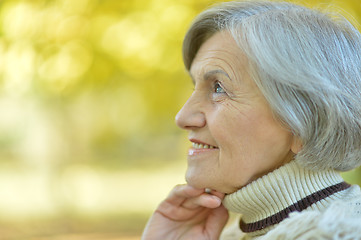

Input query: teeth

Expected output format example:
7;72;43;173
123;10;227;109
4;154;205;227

192;143;215;149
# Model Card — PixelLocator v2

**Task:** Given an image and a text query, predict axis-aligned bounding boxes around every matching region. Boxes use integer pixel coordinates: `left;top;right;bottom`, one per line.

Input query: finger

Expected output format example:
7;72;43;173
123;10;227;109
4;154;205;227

206;189;226;200
181;193;222;209
156;185;222;221
205;204;229;238
166;184;204;206
156;199;204;221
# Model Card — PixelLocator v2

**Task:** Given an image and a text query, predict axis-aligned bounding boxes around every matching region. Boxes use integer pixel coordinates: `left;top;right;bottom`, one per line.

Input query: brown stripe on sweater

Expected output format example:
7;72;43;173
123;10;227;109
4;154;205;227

239;181;351;233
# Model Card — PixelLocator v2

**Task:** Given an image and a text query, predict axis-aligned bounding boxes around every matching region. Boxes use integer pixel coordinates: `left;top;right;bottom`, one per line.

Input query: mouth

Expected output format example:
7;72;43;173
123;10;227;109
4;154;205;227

188;139;218;156
191;142;217;149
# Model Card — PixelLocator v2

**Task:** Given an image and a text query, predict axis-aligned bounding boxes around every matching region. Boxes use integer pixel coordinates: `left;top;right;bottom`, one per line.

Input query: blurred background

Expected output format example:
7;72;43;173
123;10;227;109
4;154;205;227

0;0;360;239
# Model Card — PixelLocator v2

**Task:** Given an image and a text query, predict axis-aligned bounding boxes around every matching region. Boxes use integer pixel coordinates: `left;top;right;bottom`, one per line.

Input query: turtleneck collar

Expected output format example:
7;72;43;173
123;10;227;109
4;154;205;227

222;160;349;237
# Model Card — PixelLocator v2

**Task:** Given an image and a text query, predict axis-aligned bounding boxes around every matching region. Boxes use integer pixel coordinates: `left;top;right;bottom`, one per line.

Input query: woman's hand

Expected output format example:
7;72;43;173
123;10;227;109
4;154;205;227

141;184;229;240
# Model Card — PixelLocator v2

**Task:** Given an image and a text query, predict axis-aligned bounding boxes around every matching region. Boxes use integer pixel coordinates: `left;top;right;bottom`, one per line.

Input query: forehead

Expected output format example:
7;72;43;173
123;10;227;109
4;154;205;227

190;31;249;78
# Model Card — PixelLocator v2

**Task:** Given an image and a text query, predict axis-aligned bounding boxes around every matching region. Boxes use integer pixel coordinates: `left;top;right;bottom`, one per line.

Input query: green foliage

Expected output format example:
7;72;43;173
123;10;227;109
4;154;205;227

0;0;361;169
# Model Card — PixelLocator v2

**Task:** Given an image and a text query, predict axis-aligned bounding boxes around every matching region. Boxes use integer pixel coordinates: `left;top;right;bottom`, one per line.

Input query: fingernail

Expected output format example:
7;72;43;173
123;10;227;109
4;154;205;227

211;195;222;205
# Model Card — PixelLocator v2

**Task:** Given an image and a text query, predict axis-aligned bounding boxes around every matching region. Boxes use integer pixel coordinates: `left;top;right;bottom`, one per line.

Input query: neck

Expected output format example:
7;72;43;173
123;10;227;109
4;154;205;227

222;161;349;236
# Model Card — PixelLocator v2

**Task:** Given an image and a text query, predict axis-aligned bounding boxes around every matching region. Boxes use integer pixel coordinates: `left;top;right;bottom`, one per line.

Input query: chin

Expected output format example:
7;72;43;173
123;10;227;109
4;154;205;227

185;172;225;193
185;172;245;194
185;172;209;190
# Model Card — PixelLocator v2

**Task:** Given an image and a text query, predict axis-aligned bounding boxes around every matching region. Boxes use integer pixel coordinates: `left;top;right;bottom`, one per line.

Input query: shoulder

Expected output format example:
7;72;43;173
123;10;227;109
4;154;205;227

261;194;361;240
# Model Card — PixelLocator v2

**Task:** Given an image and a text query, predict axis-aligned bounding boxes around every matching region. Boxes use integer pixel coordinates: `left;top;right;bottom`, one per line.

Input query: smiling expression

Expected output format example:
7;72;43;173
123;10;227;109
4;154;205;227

175;31;299;194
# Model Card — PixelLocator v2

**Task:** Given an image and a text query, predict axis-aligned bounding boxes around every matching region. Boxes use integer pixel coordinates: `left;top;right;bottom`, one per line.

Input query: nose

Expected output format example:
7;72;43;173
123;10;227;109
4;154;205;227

175;92;206;130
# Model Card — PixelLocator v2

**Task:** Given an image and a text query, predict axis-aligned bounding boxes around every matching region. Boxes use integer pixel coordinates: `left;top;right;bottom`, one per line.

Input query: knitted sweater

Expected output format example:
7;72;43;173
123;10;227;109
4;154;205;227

220;161;361;240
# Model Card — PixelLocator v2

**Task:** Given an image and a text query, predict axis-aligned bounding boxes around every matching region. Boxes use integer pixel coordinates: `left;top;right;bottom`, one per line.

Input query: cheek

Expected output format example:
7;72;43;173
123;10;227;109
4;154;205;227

209;104;256;162
212;103;291;160
209;105;242;145
251;111;292;148
213;102;254;138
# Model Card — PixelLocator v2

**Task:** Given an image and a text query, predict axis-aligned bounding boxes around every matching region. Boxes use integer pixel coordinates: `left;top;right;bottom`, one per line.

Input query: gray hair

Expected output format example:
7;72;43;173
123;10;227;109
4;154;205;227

183;1;361;171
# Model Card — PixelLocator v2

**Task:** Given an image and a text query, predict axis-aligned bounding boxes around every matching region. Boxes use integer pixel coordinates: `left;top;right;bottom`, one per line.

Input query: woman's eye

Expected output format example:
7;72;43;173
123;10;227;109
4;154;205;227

214;82;226;93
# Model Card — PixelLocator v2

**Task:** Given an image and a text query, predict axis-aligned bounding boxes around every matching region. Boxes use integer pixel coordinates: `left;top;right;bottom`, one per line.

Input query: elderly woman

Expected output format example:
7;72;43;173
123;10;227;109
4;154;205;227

142;1;361;239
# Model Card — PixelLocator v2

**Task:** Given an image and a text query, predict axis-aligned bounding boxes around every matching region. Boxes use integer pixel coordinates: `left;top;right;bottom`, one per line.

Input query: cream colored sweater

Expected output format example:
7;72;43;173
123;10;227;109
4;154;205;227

220;161;361;240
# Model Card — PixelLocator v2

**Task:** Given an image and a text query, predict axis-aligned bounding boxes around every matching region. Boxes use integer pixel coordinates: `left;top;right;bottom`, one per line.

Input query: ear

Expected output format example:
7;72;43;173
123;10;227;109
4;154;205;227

291;136;303;154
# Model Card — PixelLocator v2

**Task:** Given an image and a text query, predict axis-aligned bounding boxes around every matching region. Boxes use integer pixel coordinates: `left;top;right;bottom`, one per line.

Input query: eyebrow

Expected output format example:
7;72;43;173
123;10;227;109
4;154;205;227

190;69;231;84
204;69;231;81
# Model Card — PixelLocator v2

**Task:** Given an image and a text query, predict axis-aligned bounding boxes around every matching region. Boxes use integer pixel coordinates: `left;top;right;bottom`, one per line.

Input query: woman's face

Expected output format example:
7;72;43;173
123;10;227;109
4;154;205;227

176;31;298;194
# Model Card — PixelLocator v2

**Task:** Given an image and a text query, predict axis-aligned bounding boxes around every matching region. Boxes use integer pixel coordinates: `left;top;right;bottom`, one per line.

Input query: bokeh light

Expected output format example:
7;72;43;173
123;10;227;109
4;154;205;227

0;0;360;239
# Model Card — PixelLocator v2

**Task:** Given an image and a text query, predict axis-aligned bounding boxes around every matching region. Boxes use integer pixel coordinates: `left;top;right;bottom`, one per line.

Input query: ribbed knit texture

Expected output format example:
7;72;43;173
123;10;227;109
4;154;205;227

222;160;357;237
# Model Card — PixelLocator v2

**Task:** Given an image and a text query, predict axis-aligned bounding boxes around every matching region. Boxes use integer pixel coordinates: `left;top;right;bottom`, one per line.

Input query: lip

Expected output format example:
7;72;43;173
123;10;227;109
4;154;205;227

189;138;217;147
188;138;218;156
